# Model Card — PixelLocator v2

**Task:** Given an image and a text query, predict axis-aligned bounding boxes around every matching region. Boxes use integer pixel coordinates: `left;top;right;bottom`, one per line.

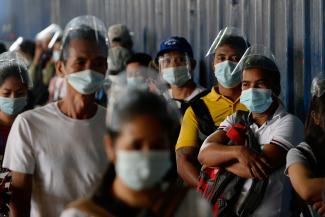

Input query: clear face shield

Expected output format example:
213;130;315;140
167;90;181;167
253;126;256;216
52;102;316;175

206;26;248;57
158;53;192;86
310;72;325;131
9;37;24;52
35;24;62;50
311;73;325;98
61;15;109;60
106;66;180;132
232;44;280;82
36;24;62;41
0;51;33;89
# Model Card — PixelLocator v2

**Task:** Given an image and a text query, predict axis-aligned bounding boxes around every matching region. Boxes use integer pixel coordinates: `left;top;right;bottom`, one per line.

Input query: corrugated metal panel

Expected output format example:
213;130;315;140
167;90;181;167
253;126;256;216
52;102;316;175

3;0;324;118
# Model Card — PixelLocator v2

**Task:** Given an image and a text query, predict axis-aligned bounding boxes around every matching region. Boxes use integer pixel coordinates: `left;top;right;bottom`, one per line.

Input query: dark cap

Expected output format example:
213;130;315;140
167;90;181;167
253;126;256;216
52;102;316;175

157;36;193;58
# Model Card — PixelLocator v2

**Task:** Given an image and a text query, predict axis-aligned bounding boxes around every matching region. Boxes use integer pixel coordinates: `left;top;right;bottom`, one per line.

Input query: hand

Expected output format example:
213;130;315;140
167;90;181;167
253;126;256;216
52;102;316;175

313;201;325;216
236;146;271;180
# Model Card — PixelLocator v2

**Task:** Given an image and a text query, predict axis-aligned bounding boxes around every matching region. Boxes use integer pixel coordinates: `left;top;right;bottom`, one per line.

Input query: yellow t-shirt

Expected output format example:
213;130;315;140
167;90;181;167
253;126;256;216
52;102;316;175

175;88;247;150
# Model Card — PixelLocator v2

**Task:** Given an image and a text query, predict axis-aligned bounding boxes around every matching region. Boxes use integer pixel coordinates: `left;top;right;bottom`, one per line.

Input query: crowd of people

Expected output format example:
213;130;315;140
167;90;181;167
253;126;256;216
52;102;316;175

0;14;323;217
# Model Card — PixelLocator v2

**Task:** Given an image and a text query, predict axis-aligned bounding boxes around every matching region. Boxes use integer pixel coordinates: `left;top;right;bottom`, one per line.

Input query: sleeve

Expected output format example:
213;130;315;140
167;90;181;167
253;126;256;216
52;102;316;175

2;115;36;174
284;143;313;175
218;114;236;132
60;208;89;217
270;115;305;151
176;107;199;150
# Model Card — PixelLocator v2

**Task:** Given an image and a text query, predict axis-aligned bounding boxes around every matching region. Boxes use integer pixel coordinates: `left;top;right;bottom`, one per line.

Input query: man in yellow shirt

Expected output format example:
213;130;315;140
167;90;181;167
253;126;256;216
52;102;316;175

176;27;249;188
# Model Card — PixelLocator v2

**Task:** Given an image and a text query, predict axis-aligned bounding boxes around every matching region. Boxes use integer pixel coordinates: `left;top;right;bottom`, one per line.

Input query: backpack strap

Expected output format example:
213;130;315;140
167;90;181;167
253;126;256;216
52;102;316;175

237;179;268;217
176;90;210;115
191;99;217;140
67;198;114;217
189;89;210;102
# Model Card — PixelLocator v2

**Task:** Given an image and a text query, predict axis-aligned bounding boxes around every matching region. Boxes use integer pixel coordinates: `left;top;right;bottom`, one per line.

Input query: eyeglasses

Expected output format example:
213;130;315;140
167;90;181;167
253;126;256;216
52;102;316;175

159;55;189;68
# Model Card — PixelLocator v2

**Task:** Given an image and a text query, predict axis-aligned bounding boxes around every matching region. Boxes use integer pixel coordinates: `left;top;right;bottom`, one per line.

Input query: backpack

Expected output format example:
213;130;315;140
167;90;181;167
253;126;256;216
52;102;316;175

197;111;268;217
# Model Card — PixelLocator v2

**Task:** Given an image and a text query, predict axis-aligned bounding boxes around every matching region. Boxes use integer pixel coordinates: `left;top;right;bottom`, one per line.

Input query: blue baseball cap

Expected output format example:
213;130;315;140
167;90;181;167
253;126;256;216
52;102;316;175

156;36;193;58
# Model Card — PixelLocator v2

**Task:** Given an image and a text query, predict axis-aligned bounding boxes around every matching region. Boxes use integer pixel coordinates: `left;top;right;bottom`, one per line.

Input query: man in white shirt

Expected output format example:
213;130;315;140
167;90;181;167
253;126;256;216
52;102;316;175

3;16;109;217
198;49;304;217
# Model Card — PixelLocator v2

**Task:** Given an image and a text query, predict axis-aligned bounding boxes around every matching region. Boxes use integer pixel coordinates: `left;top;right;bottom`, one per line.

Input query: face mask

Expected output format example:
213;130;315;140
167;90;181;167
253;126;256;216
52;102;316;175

127;77;149;91
0;96;27;116
161;66;190;87
214;60;240;88
66;69;105;95
115;150;172;191
52;51;60;62
240;88;273;113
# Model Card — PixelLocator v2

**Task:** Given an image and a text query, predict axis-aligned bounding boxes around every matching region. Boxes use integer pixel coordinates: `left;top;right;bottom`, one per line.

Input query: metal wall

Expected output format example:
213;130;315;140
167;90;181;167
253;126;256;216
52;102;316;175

5;0;325;119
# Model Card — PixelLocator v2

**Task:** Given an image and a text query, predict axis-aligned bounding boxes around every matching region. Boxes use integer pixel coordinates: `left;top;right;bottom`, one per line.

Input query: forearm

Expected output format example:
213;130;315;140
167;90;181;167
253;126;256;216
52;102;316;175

198;144;240;167
294;177;325;203
176;147;202;188
176;158;200;188
10;172;32;217
10;187;31;217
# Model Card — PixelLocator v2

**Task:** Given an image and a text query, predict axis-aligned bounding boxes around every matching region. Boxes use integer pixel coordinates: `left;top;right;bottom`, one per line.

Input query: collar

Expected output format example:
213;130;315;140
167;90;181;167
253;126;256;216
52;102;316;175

267;101;287;122
210;87;241;103
249;100;288;127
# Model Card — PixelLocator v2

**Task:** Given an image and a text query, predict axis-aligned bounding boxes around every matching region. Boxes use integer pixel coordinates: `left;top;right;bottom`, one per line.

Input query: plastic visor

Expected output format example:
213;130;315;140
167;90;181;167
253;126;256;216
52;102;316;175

62;15;108;47
231;44;280;78
0;51;33;89
205;26;248;57
106;67;180;130
311;72;325;97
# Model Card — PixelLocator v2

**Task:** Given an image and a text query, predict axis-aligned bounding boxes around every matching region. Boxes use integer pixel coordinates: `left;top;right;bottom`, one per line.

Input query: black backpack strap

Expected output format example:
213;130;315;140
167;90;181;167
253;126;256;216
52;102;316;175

175;90;210;116
237;179;268;217
191;99;217;138
189;89;210;102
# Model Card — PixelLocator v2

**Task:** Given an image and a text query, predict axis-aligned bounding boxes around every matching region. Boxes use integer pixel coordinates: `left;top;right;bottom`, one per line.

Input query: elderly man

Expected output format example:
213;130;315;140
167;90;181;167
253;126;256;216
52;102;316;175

3;16;109;217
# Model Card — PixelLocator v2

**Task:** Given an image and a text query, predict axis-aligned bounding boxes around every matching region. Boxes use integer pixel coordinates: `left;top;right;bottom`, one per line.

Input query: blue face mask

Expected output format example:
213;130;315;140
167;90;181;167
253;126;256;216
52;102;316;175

240;88;273;113
66;69;105;95
162;66;191;87
127;77;149;91
0;96;27;116
214;60;241;88
115;150;172;191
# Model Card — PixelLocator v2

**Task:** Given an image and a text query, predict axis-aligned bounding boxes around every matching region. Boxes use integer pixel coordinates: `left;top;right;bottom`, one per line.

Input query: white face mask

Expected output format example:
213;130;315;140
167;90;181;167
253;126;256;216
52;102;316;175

115;150;172;191
161;66;191;87
127;77;149;91
66;69;105;95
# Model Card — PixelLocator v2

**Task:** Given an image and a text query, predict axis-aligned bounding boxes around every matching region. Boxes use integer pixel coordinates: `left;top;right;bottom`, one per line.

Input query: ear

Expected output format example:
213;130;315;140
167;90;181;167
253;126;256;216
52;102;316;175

56;61;66;77
211;58;217;71
103;134;116;163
